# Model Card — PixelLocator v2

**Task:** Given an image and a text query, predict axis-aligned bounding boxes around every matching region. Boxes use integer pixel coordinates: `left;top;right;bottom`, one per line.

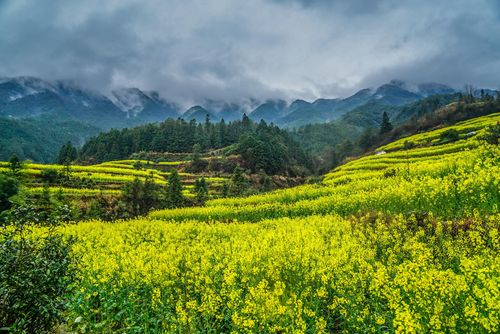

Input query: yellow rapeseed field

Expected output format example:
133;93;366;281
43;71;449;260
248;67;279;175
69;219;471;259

10;113;500;332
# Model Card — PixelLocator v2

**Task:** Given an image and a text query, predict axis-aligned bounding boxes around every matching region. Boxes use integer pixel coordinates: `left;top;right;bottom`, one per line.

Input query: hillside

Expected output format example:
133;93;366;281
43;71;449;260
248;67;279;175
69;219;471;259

150;113;500;222
1;76;476;163
15;112;496;332
0;117;100;162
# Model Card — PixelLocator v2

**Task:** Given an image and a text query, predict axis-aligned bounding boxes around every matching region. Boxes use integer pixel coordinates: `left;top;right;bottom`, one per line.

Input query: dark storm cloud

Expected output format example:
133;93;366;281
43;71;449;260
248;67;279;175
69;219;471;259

0;0;498;104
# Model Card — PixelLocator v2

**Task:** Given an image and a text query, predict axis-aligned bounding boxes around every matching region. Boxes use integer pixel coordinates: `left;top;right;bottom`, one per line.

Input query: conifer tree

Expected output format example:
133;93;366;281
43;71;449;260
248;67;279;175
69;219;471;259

165;169;184;208
379;112;393;135
194;177;208;205
230;166;248;196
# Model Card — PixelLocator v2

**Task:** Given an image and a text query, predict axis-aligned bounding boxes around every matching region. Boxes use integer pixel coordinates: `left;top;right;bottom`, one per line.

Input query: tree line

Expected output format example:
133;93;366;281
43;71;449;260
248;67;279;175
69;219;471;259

76;115;312;176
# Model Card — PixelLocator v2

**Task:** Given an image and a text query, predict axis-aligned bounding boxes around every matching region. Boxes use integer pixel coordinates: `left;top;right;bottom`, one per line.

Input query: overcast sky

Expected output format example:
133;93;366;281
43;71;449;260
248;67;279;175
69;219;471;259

0;0;499;104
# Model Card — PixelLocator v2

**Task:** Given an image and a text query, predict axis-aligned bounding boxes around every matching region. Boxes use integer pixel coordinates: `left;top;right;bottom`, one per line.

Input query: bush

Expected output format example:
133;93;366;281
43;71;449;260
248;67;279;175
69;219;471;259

482;122;500;145
82;194;130;221
0;174;18;213
440;129;460;142
383;168;397;178
403;140;415;150
40;168;59;184
0;203;76;333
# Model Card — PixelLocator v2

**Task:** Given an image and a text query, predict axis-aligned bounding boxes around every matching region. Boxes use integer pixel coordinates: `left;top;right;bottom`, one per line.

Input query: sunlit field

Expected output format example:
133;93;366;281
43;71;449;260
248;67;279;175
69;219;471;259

42;113;500;333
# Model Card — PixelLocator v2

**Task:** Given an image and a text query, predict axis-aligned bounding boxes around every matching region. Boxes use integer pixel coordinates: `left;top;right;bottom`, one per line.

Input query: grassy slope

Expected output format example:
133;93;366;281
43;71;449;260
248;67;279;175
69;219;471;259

0;159;227;198
29;112;500;332
149;112;500;222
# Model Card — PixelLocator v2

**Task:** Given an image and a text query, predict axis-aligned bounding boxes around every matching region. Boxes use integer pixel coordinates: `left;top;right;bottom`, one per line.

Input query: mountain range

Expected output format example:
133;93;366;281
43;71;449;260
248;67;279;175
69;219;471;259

0;76;496;162
0;76;464;128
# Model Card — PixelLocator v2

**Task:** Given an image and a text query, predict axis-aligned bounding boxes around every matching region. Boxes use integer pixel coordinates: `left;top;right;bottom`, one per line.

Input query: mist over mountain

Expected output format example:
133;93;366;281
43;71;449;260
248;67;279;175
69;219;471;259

0;76;464;130
2;74;498;162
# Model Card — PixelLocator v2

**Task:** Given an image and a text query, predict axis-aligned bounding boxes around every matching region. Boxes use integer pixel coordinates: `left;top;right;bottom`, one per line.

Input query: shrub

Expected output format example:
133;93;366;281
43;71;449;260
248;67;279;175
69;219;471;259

40;168;59;184
403;140;415;150
0;202;76;333
482;122;500;145
383;168;397;178
440;129;460;142
0;174;18;214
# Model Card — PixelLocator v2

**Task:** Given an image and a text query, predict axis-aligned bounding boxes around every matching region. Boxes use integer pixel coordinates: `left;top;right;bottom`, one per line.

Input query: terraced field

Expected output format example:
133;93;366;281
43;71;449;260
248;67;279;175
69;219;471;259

5;113;500;332
0;158;228;198
149;113;500;222
46;113;500;333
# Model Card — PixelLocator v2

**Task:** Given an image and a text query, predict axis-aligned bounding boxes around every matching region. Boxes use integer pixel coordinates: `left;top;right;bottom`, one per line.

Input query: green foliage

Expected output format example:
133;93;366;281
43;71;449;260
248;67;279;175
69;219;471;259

165;169;184;209
132;160;143;170
123;174;162;216
221;181;230;197
79;117;245;162
79;116;311;176
40;168;59;184
229;166;248;196
84;194;130;221
8;154;23;177
440;129;460;142
482;122;500;145
379;111;393;135
57;141;78;164
0;117;99;163
187;144;208;173
259;174;273;192
358;127;376;151
0;174;18;214
194;177;208;205
403;140;415;150
0;195;75;333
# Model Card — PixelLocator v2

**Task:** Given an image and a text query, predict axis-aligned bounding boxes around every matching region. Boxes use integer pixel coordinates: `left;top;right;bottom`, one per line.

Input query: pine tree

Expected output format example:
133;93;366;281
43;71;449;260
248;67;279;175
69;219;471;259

221;181;230;197
165;169;184;208
230;166;248;196
379;112;393;135
123;177;143;216
194;177;208;205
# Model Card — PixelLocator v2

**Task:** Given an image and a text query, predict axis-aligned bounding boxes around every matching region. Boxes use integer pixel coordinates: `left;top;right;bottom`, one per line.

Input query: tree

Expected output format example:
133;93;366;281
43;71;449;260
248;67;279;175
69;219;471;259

8;154;23;177
464;84;476;104
188;143;208;172
165;169;184;208
57;141;78;164
379;112;393;135
440;129;460;142
221;181;230;197
0;174;18;215
122;177;144;217
194;177;208;205
230;166;248;196
40;168;59;184
358;128;376;151
132;160;143;170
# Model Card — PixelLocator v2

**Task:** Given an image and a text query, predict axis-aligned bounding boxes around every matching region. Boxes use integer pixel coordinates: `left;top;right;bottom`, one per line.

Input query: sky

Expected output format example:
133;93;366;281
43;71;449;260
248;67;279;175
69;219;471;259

0;0;499;105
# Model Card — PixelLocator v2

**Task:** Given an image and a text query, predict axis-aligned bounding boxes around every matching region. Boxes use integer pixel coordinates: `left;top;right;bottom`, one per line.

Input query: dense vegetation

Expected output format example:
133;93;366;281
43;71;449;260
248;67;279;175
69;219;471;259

79;116;311;176
1;90;500;332
0;117;99;163
1;110;498;332
64;113;499;332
